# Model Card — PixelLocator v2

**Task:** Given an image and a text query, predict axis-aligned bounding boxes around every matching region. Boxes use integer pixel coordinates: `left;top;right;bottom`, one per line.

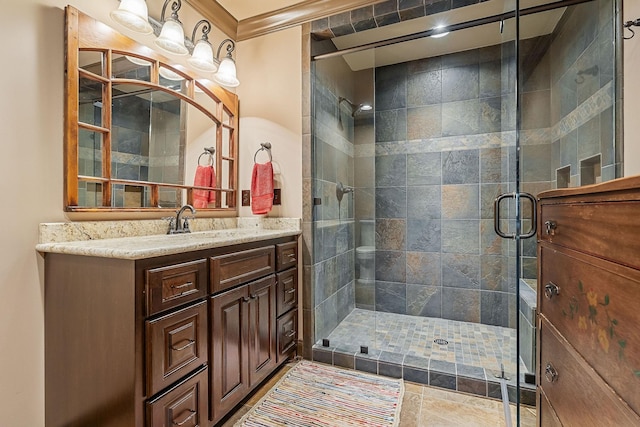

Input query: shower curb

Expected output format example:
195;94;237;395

312;344;536;406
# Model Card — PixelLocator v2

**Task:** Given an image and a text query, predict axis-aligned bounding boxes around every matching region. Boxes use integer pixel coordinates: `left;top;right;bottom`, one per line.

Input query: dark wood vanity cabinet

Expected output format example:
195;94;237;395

44;235;299;427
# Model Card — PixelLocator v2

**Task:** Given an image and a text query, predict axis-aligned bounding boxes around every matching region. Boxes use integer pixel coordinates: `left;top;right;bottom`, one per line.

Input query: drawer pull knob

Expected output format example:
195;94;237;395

545;363;559;383
286;330;296;338
171;339;195;351
285;288;296;294
171;281;193;290
544;282;560;299
544;220;557;235
173;409;196;426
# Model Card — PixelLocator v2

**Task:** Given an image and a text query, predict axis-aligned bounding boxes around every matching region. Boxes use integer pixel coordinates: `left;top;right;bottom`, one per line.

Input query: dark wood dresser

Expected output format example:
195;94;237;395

536;176;640;426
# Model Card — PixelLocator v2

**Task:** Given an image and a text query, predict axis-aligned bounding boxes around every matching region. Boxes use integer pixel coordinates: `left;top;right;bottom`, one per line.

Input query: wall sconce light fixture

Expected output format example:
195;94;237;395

111;0;240;86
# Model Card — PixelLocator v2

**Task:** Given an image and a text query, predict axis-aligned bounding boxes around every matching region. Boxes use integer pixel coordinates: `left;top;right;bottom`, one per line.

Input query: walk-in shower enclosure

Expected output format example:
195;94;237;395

302;0;621;423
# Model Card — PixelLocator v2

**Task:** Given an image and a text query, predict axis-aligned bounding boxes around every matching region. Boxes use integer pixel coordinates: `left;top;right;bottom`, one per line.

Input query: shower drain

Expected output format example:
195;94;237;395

434;338;449;346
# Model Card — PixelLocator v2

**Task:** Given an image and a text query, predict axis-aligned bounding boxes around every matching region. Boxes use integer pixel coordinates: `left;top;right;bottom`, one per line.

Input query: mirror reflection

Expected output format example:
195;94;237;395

67;7;238;212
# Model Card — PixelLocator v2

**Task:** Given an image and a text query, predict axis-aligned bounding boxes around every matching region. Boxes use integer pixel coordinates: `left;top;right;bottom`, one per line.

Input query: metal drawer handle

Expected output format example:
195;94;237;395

285;330;296;338
544;282;560;299
544;220;557;235
171;339;195;351
171;281;193;290
287;253;296;258
545;363;559;383
285;288;296;294
173;409;196;426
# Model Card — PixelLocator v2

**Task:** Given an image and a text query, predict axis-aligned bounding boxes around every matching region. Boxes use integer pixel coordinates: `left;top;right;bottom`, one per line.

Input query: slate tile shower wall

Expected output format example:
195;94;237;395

312;57;357;341
367;44;519;328
519;0;619;281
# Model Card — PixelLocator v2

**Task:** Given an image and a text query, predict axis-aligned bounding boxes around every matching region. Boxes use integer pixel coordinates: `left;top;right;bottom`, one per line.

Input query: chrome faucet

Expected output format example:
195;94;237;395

168;204;196;234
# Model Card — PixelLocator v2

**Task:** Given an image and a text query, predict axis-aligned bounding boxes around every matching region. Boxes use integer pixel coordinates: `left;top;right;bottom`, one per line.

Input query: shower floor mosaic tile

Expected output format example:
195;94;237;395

325;309;519;376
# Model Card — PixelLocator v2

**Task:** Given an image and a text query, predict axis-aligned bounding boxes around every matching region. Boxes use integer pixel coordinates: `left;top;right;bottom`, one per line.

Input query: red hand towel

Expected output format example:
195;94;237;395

193;165;216;208
251;162;274;215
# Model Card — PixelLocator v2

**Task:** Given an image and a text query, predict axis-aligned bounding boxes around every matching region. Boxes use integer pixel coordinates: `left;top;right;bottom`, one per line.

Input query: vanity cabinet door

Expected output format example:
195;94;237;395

146;301;208;397
210;285;250;424
248;274;277;388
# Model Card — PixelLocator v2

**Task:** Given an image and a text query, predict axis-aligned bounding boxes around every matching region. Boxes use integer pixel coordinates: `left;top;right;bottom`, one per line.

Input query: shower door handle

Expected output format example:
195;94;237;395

494;192;537;239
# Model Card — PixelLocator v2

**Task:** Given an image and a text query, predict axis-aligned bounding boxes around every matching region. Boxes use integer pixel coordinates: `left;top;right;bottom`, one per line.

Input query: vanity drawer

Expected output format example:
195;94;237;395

276;267;297;317
539;246;640;414
146;259;207;316
147;366;208;427
146;301;208;397
538;201;640;270
538;318;640;426
276;241;298;271
211;246;275;293
277;308;297;363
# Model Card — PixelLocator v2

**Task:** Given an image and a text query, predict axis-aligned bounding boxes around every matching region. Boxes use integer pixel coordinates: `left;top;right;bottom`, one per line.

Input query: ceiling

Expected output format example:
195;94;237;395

216;0;305;21
211;0;567;70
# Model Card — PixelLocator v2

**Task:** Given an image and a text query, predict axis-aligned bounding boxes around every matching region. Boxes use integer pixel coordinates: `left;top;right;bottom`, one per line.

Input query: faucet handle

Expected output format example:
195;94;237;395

162;216;177;234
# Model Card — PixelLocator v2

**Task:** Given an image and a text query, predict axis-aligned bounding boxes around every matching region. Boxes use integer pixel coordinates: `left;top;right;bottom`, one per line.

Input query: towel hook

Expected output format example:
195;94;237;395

198;147;215;166
254;142;272;163
624;18;640;40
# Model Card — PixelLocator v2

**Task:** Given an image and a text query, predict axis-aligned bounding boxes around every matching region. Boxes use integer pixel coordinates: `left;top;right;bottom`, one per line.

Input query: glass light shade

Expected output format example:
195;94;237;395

159;67;185;81
110;0;153;34
213;57;239;87
187;40;218;73
125;55;151;66
154;19;189;56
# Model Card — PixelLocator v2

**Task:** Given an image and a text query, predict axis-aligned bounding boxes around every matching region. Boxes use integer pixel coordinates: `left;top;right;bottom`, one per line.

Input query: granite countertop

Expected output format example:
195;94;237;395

36;217;301;260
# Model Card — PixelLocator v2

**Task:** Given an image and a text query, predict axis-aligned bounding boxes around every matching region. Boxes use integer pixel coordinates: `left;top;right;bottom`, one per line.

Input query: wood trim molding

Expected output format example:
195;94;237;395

186;0;238;39
236;0;386;41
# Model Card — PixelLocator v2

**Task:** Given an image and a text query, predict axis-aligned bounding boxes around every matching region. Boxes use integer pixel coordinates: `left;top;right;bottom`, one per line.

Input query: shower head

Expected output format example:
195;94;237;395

338;97;373;117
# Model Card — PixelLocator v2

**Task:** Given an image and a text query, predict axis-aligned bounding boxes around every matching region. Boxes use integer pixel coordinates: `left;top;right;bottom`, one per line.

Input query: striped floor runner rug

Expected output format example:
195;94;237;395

236;360;404;426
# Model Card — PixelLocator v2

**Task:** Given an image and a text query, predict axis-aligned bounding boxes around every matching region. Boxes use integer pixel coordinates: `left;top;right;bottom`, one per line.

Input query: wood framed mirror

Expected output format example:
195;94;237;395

64;6;238;213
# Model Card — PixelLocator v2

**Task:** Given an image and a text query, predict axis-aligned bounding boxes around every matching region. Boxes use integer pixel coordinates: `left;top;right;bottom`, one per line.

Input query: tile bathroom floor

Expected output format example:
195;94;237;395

219;363;537;427
326;309;519;376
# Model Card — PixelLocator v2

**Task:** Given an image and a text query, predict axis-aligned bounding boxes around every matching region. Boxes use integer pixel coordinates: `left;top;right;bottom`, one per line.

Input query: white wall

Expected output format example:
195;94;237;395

624;0;640;176
236;27;303;219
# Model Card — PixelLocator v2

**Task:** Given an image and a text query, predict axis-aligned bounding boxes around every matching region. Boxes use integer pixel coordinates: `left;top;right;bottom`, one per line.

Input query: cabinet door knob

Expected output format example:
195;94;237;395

242;296;251;302
545;363;559;383
544;220;557;235
544;282;560;299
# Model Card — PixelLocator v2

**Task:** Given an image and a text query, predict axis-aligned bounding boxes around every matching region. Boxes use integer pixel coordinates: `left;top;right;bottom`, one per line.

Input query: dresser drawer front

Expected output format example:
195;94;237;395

211;246;275;293
277;308;297;363
147;366;208;427
146;259;208;316
276;241;298;271
538;391;562;427
146;301;208;397
276;268;297;317
539;201;640;270
539;246;640;414
538;318;640;426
